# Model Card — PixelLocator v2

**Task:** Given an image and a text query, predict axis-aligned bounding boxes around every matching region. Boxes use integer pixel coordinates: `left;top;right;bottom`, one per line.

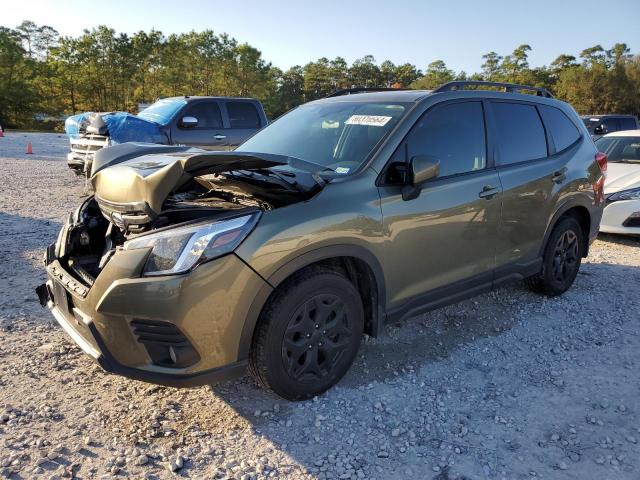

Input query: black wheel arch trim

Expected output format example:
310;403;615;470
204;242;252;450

540;196;594;258
237;244;387;360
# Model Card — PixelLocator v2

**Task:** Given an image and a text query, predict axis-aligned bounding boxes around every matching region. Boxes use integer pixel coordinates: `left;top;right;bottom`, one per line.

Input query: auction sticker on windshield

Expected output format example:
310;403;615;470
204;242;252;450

345;115;392;127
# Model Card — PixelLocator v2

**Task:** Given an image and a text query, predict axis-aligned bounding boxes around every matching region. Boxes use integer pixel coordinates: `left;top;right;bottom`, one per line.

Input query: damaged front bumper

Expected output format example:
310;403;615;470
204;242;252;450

67;133;110;175
37;225;271;388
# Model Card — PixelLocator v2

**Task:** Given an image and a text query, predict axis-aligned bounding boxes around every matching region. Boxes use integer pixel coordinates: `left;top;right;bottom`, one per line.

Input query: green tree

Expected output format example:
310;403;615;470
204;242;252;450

410;60;454;89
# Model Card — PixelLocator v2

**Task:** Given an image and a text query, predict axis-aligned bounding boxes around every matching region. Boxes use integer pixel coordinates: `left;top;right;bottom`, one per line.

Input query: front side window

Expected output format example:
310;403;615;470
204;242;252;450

539;105;581;152
404;101;486;178
180;102;223;129
227;102;261;128
237;101;407;174
602;118;621;132
492;102;547;165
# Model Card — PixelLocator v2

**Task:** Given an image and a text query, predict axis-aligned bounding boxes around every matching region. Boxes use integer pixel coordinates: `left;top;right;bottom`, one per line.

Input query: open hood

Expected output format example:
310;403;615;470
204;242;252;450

92;145;290;215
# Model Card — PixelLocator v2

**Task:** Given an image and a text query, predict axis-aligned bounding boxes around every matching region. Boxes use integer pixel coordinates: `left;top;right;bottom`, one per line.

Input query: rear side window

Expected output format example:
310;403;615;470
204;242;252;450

405;101;486;178
539;105;581;152
227;102;261;128
181;101;223;129
620;117;638;130
492;102;547;165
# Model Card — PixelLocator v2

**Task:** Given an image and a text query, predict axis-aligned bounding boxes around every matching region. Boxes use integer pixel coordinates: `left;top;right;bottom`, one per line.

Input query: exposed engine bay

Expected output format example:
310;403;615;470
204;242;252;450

58;146;325;287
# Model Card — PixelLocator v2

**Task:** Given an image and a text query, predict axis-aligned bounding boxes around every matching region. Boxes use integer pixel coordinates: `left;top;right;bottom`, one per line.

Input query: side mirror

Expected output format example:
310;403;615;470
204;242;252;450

402;156;440;201
180;116;198;128
593;124;607;135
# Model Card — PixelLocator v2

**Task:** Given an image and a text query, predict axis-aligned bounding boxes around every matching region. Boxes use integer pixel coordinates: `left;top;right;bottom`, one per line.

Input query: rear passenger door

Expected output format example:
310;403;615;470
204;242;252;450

490;101;580;277
222;101;264;149
170;100;228;149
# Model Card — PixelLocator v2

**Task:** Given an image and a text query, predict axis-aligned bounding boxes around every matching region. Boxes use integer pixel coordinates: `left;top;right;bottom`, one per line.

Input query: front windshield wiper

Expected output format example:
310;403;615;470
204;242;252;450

285;156;336;175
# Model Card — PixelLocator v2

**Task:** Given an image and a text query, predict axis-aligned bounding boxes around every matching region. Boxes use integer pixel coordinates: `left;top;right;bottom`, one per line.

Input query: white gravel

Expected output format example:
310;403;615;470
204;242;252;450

1;144;639;479
0;131;68;161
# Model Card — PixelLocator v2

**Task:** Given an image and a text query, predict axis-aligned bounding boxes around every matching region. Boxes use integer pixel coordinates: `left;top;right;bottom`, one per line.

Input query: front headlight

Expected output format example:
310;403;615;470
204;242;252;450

123;213;259;276
608;187;640;202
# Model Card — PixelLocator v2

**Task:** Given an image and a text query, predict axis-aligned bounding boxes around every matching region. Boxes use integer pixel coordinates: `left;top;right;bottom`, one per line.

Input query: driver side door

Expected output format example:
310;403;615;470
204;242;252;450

378;100;502;318
170;100;228;150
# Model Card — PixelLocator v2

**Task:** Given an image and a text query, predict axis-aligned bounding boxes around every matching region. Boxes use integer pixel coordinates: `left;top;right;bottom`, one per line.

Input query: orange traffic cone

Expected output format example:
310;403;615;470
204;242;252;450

26;142;33;154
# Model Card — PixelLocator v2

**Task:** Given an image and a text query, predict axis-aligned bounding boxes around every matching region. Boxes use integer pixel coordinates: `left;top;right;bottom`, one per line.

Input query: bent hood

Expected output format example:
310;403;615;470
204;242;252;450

92;146;288;215
604;162;640;194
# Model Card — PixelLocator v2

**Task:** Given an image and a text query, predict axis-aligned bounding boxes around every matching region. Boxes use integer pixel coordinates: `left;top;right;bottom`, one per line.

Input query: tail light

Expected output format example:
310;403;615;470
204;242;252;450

595;152;608;177
593;152;608;205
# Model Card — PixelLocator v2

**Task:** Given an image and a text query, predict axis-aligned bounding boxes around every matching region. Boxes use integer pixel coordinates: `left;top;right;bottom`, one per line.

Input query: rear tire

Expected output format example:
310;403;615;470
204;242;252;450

525;216;584;296
249;268;364;400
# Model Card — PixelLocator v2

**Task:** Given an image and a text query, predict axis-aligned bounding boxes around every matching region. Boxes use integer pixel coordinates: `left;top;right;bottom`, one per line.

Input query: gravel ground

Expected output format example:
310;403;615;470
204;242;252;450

0;131;69;161
1;138;639;479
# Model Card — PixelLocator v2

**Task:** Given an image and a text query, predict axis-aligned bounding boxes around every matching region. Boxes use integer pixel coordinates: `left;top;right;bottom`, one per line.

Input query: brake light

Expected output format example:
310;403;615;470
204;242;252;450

596;152;608;177
593;152;608;205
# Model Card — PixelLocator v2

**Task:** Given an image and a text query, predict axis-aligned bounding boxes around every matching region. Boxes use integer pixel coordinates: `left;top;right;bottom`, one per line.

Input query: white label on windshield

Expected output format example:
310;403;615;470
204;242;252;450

345;115;392;127
335;167;350;174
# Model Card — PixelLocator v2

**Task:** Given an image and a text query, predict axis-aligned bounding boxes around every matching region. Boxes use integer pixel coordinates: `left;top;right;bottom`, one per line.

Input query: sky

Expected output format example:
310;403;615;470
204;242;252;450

3;0;640;73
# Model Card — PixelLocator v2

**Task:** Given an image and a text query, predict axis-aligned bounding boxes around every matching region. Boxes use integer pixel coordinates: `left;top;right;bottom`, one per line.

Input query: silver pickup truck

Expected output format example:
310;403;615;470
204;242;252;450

65;96;268;176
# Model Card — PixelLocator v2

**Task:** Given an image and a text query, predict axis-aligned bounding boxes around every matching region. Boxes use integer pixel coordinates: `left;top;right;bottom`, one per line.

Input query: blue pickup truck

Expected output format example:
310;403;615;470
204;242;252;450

65;96;268;175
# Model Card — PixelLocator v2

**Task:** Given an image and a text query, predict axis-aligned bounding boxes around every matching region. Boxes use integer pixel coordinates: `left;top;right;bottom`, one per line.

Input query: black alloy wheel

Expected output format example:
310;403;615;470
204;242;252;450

249;268;364;400
281;293;353;383
525;216;584;296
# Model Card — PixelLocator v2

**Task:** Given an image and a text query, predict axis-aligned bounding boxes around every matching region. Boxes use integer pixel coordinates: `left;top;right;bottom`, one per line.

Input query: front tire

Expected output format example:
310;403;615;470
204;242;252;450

249;268;364;400
525;216;584;296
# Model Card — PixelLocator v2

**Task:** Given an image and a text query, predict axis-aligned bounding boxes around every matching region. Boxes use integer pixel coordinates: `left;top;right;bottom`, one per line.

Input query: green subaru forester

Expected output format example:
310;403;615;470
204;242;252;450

38;81;606;400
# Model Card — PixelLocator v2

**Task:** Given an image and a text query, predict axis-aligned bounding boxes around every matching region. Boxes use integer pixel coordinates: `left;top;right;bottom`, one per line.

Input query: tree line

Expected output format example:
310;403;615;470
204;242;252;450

1;20;639;129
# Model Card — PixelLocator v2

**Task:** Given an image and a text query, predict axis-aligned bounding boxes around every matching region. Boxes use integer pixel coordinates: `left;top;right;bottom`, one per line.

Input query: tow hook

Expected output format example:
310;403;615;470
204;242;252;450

35;284;51;308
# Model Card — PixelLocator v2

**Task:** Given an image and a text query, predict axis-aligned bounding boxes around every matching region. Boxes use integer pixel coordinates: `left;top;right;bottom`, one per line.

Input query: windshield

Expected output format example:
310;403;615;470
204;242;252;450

236;101;407;174
595;136;640;163
138;98;187;125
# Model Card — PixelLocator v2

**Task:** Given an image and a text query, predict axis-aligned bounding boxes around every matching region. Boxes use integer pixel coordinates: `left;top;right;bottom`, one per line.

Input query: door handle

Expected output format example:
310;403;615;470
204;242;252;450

551;168;567;184
214;134;227;140
478;185;499;199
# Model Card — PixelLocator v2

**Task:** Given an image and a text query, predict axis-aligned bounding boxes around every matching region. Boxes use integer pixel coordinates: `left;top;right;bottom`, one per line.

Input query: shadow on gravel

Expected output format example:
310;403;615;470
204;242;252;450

597;232;640;247
206;258;640;478
0;212;62;318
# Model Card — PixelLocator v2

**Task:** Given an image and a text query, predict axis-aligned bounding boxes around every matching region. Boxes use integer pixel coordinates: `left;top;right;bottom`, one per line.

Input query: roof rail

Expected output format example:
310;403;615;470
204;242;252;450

326;87;408;98
434;81;553;98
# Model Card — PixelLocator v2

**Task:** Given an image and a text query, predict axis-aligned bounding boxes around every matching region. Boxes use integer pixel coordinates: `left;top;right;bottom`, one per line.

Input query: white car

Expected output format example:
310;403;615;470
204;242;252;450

595;130;640;234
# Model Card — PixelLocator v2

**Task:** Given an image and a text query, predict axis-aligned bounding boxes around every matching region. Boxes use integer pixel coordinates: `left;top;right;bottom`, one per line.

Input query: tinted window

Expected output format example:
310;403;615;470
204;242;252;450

405;102;486;178
539;105;581;152
492;102;547;164
181;102;222;129
620;117;638;130
602;118;621;132
227;102;261;128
